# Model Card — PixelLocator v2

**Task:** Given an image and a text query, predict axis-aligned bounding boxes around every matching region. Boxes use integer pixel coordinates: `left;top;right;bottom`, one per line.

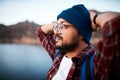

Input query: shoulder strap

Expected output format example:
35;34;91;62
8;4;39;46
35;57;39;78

80;53;94;80
86;53;94;80
54;49;61;59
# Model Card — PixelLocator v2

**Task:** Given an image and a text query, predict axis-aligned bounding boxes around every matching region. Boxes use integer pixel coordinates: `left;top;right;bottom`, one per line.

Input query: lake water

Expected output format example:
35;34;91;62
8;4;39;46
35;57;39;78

0;44;52;80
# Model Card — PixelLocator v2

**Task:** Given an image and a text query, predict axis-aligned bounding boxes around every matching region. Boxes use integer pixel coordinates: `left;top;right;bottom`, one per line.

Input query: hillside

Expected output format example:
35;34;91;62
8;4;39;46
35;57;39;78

0;20;40;45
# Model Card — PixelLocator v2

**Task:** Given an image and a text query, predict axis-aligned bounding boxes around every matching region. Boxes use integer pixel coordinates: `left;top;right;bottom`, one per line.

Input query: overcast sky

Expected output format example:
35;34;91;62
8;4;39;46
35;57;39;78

0;0;120;25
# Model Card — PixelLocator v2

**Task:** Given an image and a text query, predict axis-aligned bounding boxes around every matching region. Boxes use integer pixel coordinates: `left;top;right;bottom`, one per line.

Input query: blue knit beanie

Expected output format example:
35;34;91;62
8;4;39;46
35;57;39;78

57;4;92;44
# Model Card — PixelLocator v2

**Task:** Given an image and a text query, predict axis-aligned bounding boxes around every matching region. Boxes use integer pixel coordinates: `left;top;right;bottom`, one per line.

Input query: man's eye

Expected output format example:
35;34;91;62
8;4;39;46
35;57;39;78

62;24;68;28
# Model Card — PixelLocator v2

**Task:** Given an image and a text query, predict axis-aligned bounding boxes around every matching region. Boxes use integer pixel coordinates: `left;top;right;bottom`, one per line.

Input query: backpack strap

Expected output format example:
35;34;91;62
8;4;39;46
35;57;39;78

81;53;94;80
54;49;61;59
86;53;94;80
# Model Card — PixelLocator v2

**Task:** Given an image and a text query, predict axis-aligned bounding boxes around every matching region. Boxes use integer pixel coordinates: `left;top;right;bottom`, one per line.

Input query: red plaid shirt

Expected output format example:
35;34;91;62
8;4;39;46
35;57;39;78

94;15;120;80
36;27;95;80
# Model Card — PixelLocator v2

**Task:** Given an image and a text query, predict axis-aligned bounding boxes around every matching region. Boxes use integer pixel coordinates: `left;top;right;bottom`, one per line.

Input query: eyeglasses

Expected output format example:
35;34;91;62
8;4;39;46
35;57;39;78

53;24;67;33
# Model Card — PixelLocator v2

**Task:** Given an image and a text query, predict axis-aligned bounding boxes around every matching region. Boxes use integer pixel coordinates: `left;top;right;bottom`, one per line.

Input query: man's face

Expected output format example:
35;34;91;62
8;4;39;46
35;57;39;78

54;18;81;52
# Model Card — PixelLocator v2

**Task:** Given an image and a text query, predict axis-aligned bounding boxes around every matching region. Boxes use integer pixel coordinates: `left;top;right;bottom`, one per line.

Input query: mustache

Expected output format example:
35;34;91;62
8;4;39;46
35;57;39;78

54;34;63;39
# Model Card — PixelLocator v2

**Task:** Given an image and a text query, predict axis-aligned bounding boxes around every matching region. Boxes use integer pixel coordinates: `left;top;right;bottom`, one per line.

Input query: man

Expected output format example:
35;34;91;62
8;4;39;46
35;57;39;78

37;4;95;80
90;11;120;80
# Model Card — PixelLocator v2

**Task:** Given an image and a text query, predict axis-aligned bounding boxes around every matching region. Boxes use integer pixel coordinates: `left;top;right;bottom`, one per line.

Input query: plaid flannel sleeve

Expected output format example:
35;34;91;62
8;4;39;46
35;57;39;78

94;15;120;80
36;26;55;60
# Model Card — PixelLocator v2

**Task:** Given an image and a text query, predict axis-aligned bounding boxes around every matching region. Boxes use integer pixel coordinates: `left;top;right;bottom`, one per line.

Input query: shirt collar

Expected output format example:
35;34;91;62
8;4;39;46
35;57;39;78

71;44;95;64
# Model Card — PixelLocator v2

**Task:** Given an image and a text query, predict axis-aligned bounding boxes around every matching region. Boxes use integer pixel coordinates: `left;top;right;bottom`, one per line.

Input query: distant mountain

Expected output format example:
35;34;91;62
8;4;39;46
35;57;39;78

0;20;40;45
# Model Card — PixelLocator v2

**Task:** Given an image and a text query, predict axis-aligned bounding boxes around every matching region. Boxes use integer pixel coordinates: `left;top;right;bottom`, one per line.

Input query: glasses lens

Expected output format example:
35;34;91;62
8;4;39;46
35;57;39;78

54;24;65;32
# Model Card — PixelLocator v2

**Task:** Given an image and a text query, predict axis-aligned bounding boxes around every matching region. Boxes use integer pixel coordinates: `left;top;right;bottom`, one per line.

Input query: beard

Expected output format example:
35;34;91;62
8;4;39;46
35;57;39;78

55;34;80;52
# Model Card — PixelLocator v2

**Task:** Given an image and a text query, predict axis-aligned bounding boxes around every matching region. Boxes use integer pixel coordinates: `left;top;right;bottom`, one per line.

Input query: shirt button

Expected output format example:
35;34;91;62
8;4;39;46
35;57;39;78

49;75;51;78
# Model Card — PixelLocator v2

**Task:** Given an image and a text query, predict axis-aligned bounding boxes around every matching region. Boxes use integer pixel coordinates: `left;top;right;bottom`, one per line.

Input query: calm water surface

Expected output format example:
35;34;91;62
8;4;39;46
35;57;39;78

0;44;52;80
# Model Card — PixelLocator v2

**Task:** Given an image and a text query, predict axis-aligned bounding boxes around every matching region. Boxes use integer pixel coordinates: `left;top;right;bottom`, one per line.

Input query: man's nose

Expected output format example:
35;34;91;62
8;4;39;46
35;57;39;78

54;28;60;34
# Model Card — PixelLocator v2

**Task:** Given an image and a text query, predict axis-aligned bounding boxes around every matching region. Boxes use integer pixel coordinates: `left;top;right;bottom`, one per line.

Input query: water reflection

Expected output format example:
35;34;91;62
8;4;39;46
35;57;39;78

0;44;52;80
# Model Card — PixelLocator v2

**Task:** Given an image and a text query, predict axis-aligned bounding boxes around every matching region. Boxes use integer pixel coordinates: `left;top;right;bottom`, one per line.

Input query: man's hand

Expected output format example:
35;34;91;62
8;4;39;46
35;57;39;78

41;22;57;35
